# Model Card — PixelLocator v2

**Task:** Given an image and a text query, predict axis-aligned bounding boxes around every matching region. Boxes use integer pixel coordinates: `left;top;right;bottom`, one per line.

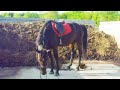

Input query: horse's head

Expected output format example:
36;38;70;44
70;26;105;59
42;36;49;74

36;45;50;75
36;20;53;75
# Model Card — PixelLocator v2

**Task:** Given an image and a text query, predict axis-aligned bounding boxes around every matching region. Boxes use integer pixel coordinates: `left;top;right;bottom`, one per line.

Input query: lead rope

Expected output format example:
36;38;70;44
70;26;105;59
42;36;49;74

40;69;42;79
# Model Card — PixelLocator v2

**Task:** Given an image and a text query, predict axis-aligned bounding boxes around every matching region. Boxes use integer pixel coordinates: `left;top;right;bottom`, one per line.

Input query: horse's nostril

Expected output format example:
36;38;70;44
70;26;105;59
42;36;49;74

42;71;46;75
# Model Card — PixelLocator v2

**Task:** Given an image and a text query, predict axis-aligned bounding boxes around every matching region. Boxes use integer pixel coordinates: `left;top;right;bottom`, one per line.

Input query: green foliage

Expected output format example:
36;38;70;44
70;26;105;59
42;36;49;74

19;13;24;17
59;11;119;26
13;13;21;18
9;13;14;17
22;12;39;18
0;11;119;26
59;13;68;19
1;13;11;17
23;12;32;18
30;13;39;18
0;15;3;18
41;11;59;19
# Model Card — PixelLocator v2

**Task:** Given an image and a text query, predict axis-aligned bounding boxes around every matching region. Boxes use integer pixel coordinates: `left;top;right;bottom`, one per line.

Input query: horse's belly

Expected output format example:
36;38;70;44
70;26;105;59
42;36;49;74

59;32;77;46
59;34;76;46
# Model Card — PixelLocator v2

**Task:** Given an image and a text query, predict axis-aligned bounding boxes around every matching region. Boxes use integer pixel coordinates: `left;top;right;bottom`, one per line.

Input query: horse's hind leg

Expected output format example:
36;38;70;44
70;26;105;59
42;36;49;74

67;44;75;70
76;41;83;71
48;51;54;74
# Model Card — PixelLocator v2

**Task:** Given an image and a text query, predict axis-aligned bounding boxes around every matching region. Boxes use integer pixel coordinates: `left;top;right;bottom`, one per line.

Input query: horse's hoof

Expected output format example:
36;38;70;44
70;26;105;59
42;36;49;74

67;66;71;70
54;73;59;76
76;67;79;71
49;71;54;74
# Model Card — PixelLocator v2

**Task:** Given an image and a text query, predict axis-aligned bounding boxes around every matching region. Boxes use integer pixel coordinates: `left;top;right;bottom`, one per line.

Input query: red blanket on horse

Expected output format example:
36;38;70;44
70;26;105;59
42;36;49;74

52;22;72;36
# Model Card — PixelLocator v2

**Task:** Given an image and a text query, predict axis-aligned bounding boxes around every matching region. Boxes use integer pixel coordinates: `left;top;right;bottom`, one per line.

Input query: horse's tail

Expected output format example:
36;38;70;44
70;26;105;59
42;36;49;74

82;25;88;59
83;25;87;52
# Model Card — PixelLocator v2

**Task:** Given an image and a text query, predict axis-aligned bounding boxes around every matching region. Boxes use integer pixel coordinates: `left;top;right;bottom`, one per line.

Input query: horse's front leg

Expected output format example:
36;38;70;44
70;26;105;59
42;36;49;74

53;48;59;76
48;51;54;74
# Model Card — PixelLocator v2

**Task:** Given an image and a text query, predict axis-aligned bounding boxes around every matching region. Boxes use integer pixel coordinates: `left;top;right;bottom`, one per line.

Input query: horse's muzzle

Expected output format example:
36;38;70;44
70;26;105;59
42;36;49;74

41;67;46;75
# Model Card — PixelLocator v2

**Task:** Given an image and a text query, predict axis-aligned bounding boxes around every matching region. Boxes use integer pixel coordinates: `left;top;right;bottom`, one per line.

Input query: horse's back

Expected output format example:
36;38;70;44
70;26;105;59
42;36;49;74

57;23;83;46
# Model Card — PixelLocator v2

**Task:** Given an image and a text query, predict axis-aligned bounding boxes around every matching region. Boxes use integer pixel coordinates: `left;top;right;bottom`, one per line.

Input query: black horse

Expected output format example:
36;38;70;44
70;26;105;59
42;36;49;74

35;20;88;76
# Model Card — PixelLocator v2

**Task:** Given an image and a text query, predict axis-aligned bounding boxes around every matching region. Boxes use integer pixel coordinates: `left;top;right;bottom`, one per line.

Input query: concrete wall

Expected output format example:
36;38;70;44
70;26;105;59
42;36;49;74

0;18;95;27
99;21;120;48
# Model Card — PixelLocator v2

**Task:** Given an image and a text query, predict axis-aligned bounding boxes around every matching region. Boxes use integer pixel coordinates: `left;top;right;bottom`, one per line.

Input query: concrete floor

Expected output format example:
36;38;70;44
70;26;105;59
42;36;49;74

0;64;120;79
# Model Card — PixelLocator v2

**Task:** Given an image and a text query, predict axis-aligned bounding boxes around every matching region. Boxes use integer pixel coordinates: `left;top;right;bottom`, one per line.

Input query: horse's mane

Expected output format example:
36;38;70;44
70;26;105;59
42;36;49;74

36;20;53;46
40;20;54;34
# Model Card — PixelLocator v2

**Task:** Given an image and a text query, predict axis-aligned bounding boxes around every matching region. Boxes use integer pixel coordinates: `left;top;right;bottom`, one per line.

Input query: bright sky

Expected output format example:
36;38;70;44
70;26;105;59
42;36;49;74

0;11;65;14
